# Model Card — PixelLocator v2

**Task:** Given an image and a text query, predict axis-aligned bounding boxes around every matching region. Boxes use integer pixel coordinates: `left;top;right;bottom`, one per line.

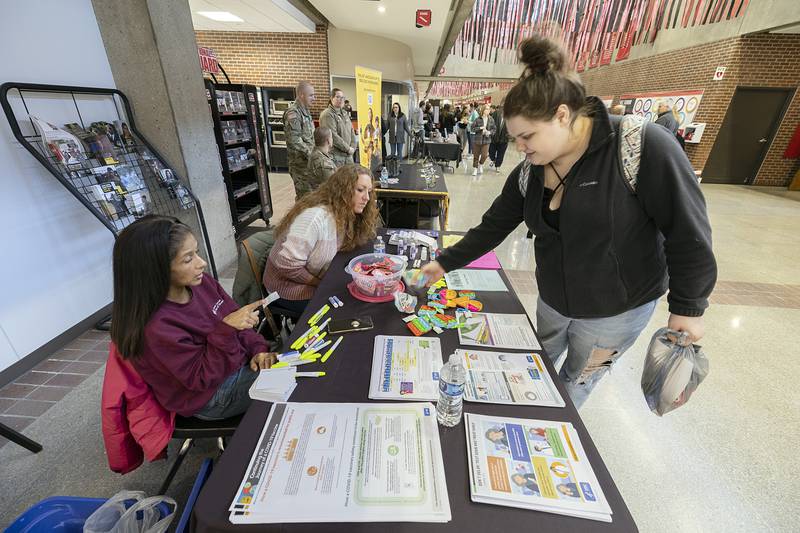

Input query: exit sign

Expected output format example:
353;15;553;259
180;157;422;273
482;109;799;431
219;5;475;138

416;9;431;28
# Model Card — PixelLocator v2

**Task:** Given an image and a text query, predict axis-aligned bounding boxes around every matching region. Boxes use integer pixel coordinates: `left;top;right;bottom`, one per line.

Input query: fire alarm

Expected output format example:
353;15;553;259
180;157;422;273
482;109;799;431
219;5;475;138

416;9;431;28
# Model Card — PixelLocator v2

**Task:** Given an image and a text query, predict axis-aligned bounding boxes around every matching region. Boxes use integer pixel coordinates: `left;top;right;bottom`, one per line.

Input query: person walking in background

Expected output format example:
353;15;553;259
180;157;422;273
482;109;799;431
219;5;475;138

319;88;357;166
471;104;496;176
467;102;479;154
440;103;456;139
489;104;509;173
283;80;316;198
387;102;411;159
457;108;469;163
655;101;680;134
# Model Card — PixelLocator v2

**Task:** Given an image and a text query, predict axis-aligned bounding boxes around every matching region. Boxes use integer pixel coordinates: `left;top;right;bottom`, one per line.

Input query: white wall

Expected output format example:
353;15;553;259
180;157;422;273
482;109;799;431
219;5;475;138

0;0;116;370
328;28;415;83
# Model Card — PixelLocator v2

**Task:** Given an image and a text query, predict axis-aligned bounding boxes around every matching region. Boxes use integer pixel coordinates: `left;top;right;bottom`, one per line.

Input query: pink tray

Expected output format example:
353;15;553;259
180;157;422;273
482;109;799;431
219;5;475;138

347;280;405;303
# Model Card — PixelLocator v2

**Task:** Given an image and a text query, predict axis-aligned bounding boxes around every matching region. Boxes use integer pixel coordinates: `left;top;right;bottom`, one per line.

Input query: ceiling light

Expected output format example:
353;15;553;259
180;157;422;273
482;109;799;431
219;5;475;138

197;11;244;22
378;6;386;13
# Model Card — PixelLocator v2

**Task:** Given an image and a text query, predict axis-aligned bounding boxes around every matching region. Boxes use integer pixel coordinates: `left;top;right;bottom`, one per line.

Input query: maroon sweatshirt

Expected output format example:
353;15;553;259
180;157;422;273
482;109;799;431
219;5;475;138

132;273;269;416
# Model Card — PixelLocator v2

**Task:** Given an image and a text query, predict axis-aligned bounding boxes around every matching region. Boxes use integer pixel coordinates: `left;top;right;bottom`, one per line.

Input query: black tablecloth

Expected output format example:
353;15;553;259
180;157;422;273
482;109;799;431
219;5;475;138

192;240;637;532
380;163;447;194
424;141;462;163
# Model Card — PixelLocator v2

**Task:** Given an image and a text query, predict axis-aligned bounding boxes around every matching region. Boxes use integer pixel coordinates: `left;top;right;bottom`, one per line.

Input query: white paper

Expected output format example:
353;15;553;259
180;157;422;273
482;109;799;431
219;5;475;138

465;413;612;522
369;336;443;401
248;368;297;402
229;403;451;524
445;269;508;292
459;350;564;407
458;313;541;350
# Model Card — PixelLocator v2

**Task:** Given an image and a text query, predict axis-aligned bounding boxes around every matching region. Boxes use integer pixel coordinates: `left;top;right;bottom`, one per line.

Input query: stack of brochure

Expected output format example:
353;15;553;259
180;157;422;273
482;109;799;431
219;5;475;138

465;413;613;522
368;336;443;401
248;367;297;402
459;350;565;408
229;402;451;524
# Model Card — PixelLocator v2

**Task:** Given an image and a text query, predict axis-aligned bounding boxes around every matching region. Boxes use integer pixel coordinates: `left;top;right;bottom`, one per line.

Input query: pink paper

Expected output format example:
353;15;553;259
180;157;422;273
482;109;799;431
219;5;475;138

466;251;501;269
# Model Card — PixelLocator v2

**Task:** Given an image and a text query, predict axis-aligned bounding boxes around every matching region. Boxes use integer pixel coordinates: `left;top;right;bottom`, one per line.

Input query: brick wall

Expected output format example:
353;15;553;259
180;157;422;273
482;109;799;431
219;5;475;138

195;26;331;118
580;33;800;186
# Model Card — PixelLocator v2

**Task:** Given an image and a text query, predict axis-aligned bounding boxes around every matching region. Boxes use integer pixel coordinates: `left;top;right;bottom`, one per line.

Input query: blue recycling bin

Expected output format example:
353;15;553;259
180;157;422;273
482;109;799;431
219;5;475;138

5;496;107;533
6;495;174;532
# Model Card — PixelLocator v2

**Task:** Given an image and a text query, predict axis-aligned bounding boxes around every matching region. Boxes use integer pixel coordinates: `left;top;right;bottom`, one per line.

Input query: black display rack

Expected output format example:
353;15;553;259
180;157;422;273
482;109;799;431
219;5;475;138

205;81;273;235
0;82;218;278
260;86;295;171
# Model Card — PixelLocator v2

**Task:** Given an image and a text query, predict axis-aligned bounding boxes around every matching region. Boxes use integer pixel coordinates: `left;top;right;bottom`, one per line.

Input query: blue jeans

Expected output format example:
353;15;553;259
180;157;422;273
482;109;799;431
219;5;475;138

194;365;258;420
536;297;657;409
390;143;404;158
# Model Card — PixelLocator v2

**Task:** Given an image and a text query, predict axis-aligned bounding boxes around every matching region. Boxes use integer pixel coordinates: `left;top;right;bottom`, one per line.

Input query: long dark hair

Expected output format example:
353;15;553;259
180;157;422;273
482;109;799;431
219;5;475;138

503;34;590;123
391;102;404;118
111;215;193;359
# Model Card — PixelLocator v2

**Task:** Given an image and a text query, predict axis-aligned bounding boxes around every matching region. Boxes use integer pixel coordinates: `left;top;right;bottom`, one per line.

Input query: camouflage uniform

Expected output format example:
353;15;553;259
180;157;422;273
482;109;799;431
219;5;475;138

307;148;337;191
319;104;357;167
283;103;315;197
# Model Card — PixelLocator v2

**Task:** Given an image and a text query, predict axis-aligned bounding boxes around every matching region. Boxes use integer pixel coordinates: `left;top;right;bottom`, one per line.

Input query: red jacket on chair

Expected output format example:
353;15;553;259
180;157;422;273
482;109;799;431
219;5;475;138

101;344;175;474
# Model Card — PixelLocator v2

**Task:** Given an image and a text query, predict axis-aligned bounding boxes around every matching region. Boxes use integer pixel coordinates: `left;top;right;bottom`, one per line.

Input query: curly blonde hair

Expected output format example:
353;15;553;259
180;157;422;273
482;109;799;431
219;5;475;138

276;165;379;250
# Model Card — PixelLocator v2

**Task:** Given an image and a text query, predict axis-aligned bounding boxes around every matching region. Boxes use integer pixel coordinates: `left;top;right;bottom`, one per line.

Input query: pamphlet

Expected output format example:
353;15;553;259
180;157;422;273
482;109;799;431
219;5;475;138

369;336;443;401
459;350;564;407
465;413;612;522
445;269;508;291
458;313;541;350
229;402;451;524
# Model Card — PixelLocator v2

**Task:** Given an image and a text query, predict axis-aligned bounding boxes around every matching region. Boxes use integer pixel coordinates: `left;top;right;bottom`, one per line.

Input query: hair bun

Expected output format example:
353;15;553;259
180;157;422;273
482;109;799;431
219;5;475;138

519;35;566;77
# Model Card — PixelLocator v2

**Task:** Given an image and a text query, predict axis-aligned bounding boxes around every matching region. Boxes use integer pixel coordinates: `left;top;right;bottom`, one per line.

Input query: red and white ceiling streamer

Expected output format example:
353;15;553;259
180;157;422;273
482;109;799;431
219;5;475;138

452;0;750;69
427;81;514;99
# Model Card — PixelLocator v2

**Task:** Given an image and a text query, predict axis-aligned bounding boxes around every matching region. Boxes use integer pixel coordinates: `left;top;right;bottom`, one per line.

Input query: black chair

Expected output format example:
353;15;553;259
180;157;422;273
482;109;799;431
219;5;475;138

158;414;242;495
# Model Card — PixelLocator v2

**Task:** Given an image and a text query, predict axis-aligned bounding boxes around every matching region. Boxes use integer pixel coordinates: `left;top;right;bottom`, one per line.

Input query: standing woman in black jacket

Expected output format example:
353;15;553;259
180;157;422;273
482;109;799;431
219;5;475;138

421;35;716;408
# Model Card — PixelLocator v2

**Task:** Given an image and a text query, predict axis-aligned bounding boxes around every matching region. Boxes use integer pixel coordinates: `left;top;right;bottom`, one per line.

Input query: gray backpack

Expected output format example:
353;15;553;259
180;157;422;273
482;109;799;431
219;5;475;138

518;114;647;197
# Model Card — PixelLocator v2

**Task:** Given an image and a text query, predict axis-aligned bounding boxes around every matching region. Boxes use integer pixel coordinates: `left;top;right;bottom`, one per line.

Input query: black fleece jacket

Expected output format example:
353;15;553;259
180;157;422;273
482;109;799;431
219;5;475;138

437;97;717;319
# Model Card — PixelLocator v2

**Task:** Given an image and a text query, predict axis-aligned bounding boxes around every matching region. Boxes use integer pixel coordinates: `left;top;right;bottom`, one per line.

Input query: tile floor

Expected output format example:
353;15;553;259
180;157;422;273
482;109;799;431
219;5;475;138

0;330;109;447
2;152;800;531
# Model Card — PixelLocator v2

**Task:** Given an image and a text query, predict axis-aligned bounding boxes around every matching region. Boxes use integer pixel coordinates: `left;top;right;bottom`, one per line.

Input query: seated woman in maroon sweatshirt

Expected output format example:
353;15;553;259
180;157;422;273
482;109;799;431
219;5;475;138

110;216;277;420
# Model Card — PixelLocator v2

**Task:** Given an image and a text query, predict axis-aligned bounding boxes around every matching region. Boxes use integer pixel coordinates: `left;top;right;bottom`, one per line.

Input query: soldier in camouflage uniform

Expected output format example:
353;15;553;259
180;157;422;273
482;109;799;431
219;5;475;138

319;88;357;167
283;81;316;198
307;126;337;191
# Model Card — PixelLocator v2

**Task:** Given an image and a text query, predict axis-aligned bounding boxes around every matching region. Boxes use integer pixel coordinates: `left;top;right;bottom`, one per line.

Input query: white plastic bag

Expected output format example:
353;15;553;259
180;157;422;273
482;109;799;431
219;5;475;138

641;328;709;416
83;491;145;533
83;491;176;533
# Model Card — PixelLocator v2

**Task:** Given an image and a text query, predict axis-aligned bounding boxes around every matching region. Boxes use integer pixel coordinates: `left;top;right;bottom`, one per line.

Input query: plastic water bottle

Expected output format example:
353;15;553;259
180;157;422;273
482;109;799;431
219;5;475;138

436;353;465;427
373;236;385;254
380;166;389;188
397;238;406;256
408;241;418;260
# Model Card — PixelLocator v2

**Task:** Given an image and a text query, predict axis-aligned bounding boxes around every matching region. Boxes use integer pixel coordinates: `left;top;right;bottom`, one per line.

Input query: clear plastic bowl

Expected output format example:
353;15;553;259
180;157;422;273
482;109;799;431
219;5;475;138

344;253;407;298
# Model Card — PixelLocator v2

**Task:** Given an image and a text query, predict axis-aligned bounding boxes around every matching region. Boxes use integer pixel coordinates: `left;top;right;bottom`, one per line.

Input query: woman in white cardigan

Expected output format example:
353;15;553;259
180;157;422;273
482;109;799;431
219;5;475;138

264;165;380;314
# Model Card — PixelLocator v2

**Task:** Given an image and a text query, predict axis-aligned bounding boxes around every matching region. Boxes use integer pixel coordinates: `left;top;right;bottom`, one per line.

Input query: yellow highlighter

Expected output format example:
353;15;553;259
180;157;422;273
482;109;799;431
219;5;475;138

291;325;320;350
320;336;344;363
307;304;331;326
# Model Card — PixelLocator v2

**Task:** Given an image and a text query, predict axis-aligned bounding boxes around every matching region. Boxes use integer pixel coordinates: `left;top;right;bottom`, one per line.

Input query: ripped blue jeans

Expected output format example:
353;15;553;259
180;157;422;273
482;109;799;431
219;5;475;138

536;297;657;409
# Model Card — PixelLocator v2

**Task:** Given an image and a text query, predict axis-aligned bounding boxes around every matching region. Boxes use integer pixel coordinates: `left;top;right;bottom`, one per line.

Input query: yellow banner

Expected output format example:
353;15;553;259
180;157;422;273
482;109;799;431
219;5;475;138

355;65;382;171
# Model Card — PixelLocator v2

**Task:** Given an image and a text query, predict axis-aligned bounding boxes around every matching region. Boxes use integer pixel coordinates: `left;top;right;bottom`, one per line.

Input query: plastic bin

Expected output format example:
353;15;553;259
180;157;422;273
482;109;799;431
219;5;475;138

6;496;174;533
345;253;407;298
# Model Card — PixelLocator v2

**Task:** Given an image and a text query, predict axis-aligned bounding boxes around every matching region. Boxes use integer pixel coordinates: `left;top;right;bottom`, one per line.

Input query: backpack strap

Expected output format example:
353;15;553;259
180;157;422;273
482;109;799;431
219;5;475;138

518;160;532;198
617;114;647;193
